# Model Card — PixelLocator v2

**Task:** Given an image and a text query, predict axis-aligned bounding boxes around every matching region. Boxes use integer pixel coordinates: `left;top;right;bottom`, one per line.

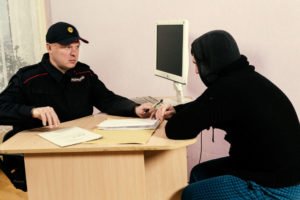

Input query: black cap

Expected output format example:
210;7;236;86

46;22;89;45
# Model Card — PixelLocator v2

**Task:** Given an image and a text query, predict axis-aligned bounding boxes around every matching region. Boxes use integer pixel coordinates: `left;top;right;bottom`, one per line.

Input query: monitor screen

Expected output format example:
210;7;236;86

155;20;189;84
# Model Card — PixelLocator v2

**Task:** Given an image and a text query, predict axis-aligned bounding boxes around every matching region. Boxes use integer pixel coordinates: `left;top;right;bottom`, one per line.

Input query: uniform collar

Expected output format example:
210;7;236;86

41;53;71;83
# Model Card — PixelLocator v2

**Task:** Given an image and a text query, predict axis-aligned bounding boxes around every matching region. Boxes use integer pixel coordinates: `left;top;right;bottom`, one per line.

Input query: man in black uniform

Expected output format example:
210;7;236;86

0;21;153;191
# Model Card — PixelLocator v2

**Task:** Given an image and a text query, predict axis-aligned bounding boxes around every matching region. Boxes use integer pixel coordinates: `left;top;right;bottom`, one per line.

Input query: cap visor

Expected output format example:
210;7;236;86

57;37;89;45
79;37;89;44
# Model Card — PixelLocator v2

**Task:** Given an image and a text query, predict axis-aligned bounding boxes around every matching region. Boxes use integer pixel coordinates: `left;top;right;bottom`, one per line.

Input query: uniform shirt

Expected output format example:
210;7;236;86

0;53;137;137
165;56;300;187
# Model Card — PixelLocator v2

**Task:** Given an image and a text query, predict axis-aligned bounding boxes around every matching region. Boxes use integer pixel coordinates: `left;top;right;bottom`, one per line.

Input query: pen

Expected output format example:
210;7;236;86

143;99;163;113
152;99;163;109
152;119;163;134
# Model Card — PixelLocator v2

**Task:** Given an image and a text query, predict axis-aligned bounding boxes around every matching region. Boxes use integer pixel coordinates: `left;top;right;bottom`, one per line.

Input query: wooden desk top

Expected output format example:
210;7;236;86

0;114;196;154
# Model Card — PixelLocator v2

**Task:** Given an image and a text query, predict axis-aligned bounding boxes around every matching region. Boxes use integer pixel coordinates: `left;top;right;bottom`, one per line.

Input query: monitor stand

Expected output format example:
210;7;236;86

163;82;191;105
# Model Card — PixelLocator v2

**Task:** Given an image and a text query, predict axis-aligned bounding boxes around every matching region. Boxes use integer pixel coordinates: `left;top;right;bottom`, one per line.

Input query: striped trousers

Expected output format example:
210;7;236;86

182;157;300;200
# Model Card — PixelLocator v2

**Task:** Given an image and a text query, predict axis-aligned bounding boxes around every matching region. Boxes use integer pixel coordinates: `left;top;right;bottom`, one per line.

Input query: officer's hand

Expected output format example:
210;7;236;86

155;104;176;121
135;103;154;118
31;106;60;128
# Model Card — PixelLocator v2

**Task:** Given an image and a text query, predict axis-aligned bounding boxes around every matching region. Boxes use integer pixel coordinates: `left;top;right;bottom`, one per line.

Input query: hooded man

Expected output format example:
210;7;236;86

155;30;300;199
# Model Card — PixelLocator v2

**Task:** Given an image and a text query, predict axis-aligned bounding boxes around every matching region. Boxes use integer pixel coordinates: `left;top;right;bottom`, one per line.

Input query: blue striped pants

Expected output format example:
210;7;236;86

182;157;300;200
182;175;300;200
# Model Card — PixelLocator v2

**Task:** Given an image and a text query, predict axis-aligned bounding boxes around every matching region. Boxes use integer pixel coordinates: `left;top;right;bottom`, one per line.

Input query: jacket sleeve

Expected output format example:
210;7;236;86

165;91;213;139
0;72;35;126
90;73;138;117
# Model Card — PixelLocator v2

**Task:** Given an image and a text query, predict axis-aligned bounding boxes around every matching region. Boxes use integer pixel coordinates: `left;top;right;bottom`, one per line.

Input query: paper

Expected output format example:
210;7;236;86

97;118;160;130
88;129;154;144
39;127;102;147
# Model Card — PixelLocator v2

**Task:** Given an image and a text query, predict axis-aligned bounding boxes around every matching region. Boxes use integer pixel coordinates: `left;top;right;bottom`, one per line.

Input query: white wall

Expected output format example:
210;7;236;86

48;0;300;173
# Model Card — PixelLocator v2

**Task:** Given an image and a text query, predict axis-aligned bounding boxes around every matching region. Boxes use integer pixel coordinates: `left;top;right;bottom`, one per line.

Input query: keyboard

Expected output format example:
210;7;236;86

131;96;161;104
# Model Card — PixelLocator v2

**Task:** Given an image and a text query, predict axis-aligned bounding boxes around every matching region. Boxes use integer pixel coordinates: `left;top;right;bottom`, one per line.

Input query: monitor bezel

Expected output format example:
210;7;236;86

154;20;189;84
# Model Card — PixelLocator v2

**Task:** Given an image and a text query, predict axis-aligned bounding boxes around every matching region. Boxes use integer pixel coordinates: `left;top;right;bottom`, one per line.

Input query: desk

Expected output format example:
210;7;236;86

0;114;196;200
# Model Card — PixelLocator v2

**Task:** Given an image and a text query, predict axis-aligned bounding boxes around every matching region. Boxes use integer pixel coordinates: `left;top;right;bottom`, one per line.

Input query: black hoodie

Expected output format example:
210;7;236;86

165;30;300;187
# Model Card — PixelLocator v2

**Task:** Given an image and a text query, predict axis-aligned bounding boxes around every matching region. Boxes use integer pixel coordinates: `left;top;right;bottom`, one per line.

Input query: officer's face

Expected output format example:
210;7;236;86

47;41;80;73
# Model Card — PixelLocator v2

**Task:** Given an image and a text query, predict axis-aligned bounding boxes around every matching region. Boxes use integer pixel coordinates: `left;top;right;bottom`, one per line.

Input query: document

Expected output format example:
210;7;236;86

39;127;102;147
90;129;154;144
97;118;160;130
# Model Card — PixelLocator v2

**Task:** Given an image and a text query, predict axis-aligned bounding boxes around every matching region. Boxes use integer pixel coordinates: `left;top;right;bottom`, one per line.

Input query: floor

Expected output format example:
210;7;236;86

0;169;28;200
0;126;27;200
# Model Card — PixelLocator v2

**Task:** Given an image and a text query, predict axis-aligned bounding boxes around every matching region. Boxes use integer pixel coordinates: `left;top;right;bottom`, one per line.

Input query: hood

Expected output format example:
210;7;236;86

191;30;241;86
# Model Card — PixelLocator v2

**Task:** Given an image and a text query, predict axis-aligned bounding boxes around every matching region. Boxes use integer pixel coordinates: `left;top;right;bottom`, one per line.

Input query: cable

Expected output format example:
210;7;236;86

198;131;203;163
212;127;215;142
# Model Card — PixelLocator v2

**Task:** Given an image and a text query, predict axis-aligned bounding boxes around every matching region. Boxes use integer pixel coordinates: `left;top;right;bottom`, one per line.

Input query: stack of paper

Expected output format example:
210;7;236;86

97;118;160;130
38;127;102;147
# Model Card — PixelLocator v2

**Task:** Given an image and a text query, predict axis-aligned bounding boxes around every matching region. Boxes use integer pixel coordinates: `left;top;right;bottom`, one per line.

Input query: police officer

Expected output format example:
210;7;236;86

0;21;153;191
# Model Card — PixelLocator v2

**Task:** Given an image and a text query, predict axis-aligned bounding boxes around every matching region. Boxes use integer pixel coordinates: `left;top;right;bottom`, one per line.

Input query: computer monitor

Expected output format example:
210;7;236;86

155;20;189;103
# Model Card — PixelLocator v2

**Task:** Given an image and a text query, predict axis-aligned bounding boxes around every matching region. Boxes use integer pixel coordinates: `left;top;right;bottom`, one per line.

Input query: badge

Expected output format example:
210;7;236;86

71;76;85;82
67;27;74;33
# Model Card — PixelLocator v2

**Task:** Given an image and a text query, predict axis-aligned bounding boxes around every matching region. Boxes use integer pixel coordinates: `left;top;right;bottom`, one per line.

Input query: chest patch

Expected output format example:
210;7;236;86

71;75;85;82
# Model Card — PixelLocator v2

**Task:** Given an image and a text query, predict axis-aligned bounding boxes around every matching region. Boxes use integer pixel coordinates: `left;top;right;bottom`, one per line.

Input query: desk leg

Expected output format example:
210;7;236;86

145;147;188;200
25;152;146;200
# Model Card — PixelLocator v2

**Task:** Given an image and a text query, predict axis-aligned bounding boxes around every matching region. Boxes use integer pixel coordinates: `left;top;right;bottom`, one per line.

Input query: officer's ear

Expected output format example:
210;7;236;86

46;43;52;52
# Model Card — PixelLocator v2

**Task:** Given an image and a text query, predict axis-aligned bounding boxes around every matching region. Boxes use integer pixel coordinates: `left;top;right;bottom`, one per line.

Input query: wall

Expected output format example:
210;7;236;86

48;0;300;174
